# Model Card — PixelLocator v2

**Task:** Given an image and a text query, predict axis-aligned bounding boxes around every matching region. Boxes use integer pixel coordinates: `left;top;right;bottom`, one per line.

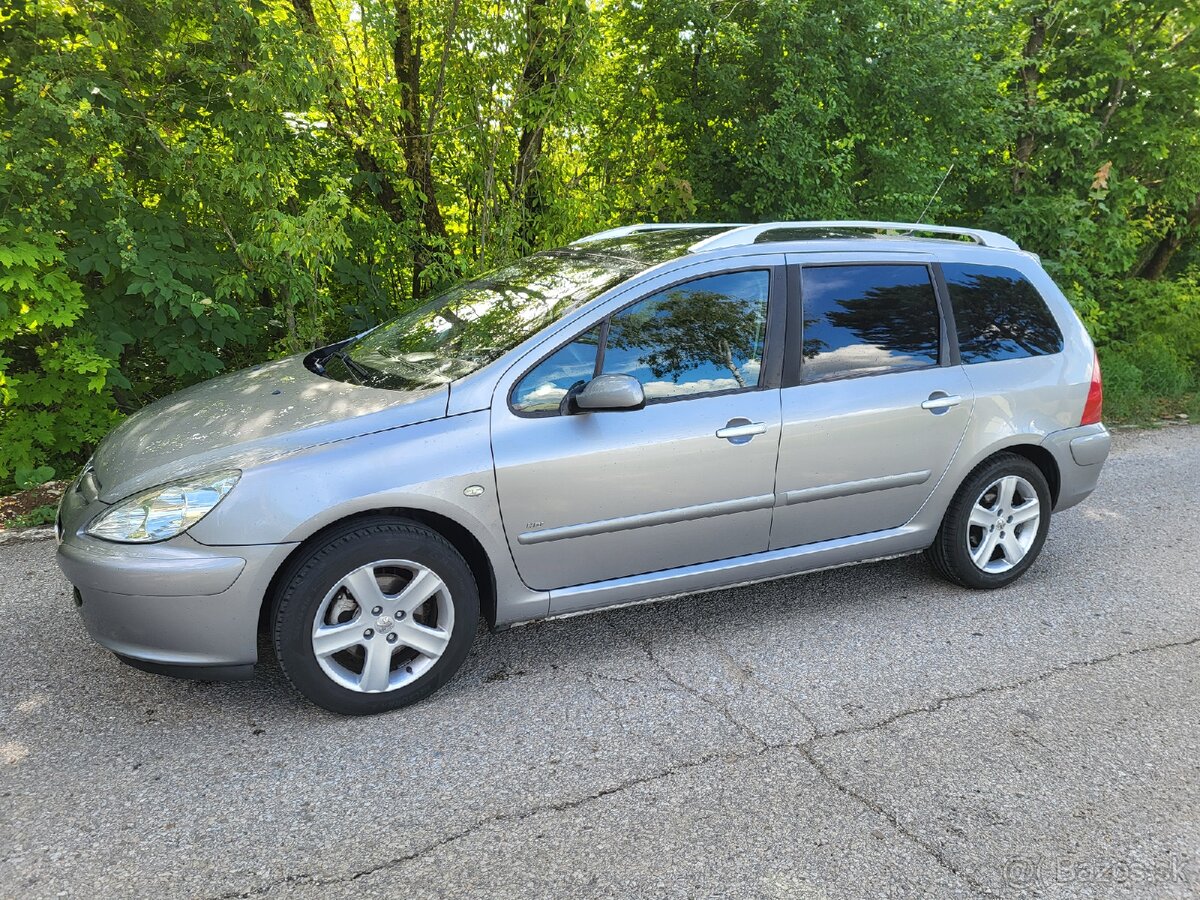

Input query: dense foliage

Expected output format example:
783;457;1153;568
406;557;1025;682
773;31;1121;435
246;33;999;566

2;0;1199;484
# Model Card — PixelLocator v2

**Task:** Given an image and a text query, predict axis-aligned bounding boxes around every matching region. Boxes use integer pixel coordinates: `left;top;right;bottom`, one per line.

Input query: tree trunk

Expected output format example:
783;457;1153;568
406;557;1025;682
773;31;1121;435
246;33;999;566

514;0;582;250
291;0;317;29
720;340;746;388
515;126;546;251
1138;192;1200;280
1092;76;1125;147
394;0;448;297
1012;13;1046;194
290;0;408;228
514;0;552;251
292;0;448;298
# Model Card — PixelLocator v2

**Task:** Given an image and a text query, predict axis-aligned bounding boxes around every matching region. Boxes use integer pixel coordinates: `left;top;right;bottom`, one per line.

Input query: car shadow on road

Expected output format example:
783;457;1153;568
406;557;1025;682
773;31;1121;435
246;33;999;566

224;550;1002;716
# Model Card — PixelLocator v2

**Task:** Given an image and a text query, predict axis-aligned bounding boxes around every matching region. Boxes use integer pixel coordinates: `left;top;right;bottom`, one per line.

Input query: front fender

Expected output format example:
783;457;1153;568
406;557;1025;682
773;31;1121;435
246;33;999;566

188;411;549;626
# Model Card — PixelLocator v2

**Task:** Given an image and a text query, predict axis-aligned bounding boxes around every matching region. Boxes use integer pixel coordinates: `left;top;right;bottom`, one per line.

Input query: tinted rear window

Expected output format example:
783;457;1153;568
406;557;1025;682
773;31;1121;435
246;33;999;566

801;264;941;383
943;263;1063;364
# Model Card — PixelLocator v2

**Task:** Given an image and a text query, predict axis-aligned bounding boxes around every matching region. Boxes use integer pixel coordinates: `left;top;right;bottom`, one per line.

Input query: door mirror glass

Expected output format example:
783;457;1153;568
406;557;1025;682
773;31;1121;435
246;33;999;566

572;374;645;412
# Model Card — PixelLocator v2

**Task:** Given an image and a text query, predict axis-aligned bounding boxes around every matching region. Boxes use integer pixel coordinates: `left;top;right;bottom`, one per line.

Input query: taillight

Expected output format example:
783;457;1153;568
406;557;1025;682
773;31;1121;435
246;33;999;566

1081;350;1103;425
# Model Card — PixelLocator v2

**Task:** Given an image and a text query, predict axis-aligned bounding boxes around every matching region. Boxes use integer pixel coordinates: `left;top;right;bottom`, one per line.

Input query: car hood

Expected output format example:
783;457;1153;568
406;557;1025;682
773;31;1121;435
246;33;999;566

91;355;448;502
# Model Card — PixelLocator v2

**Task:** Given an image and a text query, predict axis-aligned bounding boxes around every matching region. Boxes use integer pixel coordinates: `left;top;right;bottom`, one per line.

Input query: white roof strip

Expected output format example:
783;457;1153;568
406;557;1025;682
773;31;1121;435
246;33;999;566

688;221;1021;253
570;223;741;245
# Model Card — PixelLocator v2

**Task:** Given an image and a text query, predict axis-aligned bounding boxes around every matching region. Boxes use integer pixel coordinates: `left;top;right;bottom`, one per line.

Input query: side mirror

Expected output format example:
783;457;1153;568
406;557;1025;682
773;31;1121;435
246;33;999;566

570;374;645;413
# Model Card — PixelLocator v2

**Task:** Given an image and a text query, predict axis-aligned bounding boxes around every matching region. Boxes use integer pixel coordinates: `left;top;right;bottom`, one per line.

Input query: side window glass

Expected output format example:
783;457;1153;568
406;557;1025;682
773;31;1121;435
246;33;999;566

601;270;769;400
511;326;600;413
801;265;940;383
943;263;1064;363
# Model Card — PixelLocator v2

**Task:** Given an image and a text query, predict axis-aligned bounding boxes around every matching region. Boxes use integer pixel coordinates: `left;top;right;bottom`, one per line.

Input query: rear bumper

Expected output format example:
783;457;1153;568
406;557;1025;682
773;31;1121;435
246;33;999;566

57;534;296;671
1041;423;1111;512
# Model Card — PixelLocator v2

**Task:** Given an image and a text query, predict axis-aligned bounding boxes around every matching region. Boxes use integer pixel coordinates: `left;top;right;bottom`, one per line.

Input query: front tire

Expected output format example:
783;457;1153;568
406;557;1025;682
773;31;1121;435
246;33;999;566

272;518;478;715
926;453;1051;589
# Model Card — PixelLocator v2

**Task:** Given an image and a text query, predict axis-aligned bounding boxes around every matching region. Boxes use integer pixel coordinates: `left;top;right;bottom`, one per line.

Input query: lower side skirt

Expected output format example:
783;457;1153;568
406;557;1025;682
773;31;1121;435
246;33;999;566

544;523;931;620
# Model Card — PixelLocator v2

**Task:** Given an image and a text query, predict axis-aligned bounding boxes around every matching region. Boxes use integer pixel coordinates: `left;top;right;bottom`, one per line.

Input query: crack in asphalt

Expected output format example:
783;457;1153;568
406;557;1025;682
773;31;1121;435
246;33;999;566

796;744;998;898
811;634;1200;744
209;634;1200;899
791;634;1200;899
209;745;771;899
667;609;823;738
604;618;774;749
614;611;991;895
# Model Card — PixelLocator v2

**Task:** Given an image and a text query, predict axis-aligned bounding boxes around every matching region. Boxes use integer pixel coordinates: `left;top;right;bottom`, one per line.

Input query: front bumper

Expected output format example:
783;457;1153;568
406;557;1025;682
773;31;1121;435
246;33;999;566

1040;422;1111;512
57;531;296;677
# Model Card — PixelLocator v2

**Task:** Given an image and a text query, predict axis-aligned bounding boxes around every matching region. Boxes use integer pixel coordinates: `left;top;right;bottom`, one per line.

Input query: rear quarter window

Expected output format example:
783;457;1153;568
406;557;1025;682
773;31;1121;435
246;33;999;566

943;263;1064;364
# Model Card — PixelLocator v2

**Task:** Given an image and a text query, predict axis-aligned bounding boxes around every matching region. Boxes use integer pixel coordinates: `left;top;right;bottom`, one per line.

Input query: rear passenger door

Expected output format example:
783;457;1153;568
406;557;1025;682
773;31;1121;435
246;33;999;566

770;258;973;550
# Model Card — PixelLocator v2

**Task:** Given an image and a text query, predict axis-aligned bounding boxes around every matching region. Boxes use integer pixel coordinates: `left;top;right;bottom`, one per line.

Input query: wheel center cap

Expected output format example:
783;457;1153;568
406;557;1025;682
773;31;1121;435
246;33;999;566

375;615;395;633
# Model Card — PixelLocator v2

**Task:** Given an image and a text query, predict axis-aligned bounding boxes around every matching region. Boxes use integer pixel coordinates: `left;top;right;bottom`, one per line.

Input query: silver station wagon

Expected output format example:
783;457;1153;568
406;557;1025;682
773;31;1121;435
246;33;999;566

56;221;1110;714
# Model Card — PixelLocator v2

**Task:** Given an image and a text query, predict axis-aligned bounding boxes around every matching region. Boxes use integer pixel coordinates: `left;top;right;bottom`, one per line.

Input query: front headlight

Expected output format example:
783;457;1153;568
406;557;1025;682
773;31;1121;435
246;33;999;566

86;470;241;543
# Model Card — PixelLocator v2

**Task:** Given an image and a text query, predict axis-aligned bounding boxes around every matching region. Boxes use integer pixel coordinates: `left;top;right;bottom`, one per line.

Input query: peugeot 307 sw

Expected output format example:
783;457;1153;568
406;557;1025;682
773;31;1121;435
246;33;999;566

56;222;1110;714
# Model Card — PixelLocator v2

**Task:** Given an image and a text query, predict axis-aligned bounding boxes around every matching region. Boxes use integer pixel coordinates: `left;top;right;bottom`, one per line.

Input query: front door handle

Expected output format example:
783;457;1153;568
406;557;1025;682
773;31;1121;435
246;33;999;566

716;419;767;443
921;393;962;413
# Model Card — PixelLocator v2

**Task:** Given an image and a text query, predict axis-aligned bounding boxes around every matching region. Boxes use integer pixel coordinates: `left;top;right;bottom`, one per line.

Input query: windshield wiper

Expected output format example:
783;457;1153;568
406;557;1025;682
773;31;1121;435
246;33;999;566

324;348;375;385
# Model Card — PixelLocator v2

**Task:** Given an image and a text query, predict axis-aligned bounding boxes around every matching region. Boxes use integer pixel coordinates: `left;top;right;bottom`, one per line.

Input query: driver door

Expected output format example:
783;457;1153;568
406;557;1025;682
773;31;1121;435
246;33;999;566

490;261;786;592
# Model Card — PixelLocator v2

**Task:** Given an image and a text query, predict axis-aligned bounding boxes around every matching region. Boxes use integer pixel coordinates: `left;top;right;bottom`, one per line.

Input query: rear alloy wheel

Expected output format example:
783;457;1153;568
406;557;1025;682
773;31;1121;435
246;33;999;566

273;519;478;714
926;453;1052;589
964;474;1041;574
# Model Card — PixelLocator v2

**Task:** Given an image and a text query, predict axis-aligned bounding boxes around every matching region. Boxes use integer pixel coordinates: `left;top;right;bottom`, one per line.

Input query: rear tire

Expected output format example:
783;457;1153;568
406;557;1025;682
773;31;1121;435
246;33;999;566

926;453;1051;589
272;517;478;715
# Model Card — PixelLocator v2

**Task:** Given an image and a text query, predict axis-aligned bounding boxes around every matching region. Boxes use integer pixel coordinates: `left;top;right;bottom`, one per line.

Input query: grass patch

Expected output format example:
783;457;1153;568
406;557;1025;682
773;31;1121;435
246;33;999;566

4;504;57;529
1099;343;1197;426
0;481;65;530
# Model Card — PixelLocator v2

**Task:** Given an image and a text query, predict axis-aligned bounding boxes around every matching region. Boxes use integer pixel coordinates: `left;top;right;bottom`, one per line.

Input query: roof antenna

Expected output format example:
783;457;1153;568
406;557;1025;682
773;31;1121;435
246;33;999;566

909;163;955;233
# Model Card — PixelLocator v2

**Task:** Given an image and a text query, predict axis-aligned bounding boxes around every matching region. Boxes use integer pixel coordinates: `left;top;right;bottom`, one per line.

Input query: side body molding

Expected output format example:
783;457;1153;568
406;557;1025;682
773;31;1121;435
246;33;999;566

781;470;932;506
518;494;777;545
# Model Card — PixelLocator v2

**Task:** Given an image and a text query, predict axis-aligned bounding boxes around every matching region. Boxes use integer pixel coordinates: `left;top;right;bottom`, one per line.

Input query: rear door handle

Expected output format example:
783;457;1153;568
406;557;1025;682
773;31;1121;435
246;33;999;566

921;393;962;412
716;420;767;443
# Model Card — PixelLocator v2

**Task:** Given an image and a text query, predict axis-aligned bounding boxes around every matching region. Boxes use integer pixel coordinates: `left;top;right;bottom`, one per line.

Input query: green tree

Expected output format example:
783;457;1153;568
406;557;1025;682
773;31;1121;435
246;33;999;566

3;0;1200;486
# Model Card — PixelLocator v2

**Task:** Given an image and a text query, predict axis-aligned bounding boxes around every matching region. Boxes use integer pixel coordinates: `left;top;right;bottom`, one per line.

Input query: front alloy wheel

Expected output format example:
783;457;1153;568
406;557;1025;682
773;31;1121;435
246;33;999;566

312;560;455;693
273;518;478;714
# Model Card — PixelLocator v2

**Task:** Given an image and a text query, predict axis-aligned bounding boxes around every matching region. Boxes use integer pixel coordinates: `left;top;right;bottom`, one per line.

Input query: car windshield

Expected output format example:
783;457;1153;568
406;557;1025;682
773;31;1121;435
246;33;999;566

323;251;641;391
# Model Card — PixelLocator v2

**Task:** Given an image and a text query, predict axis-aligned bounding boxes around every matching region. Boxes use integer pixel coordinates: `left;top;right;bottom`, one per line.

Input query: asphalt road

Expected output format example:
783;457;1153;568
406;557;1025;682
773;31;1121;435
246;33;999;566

2;426;1199;899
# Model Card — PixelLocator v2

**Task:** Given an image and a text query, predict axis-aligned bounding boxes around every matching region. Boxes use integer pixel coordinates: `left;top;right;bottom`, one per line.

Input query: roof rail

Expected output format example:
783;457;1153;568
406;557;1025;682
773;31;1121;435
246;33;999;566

689;221;1020;253
571;223;740;245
